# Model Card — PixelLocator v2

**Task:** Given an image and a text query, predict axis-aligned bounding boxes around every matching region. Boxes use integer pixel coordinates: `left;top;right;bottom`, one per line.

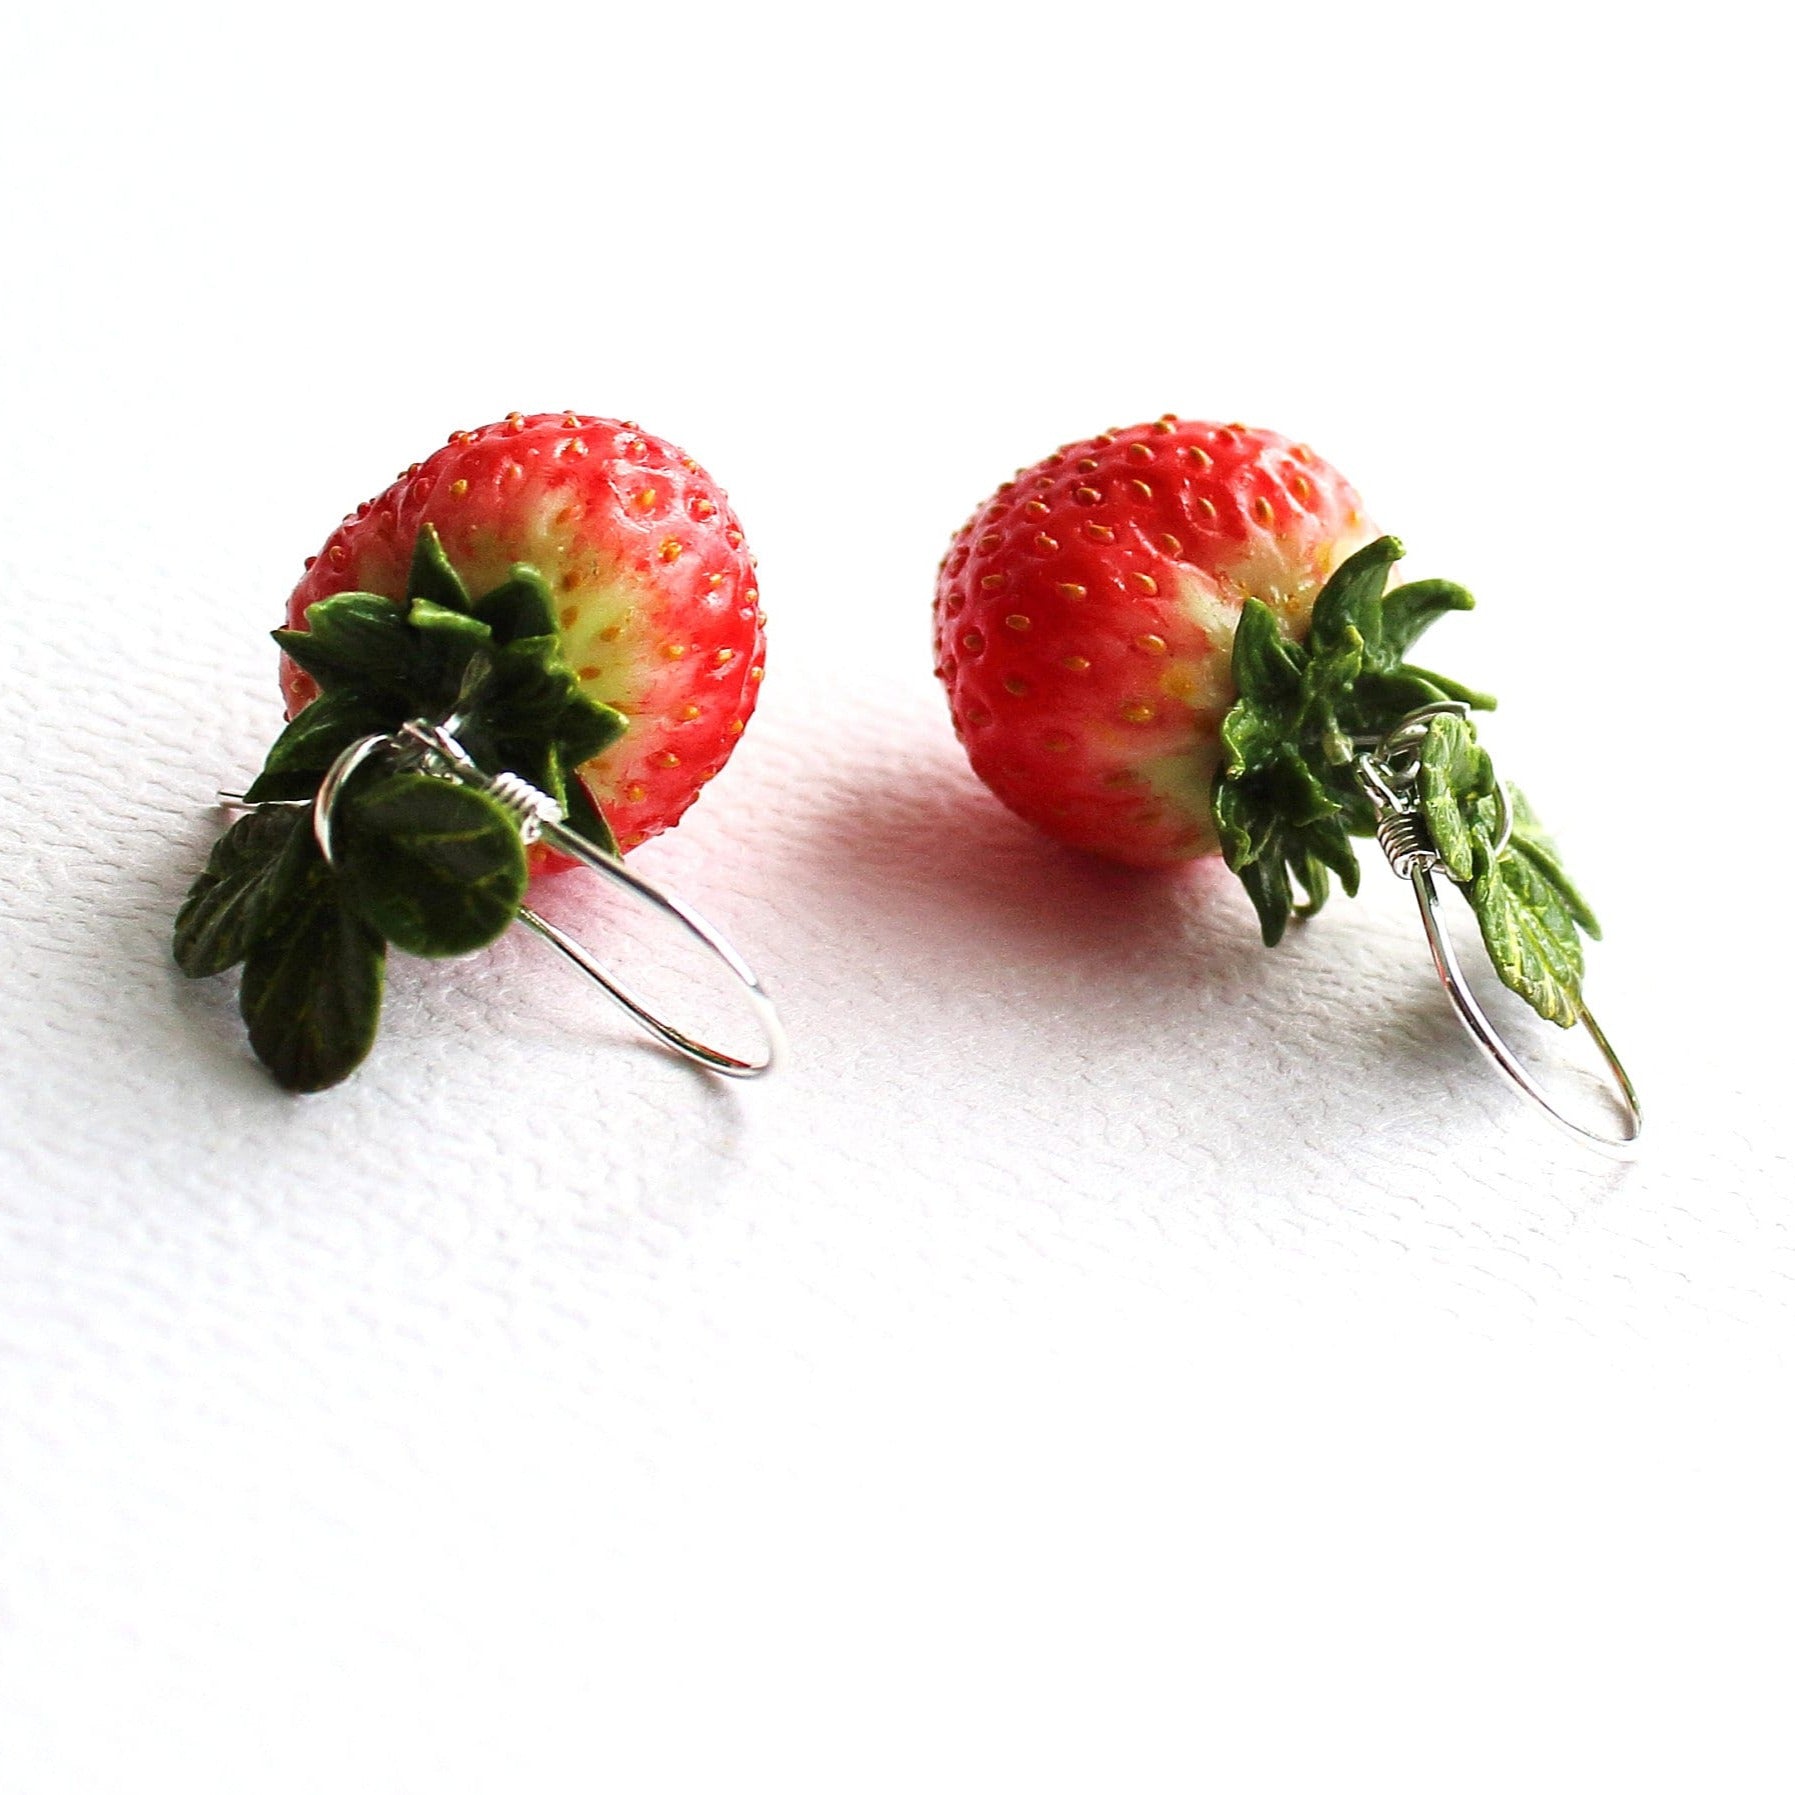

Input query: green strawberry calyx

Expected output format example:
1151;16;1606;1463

1211;535;1600;1028
172;524;628;1092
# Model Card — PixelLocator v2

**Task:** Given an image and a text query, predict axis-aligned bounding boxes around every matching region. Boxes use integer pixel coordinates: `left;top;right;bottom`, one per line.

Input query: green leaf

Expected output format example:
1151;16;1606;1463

274;585;494;720
407;597;495;711
556;690;629;769
1508;787;1601;938
1266;741;1336;827
477;636;584;736
1298;624;1364;735
1216;773;1283;869
242;693;395;803
560;772;619;858
1238;852;1294;947
1230;600;1305;706
173;804;313;978
239;863;386;1092
454;635;628;797
1413;719;1599;1027
274;593;412;697
1212;589;1363;937
334;772;528;958
1228;802;1362;942
407;522;472;614
1308;535;1403;657
1211;775;1257;867
1291;856;1331;916
1418;713;1494;885
1350;666;1455;719
408;595;491;650
473;565;557;643
1400;664;1497;711
1381;577;1474;658
1303;814;1361;895
1219;700;1288;782
1471;840;1586;1029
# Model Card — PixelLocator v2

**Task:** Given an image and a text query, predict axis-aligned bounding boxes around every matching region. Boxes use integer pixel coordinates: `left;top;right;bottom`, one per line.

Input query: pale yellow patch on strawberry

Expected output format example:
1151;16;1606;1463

1135;742;1226;855
549;549;650;719
469;491;677;731
1075;572;1232;856
1128;516;1383;855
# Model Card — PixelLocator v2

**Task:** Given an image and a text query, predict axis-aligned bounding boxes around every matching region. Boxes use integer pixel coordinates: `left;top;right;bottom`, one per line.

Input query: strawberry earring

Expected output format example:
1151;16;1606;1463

933;417;1640;1153
175;413;783;1090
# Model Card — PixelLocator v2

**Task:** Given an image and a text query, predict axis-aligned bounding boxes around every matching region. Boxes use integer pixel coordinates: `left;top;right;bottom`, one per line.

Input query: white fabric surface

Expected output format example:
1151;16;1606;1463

3;1;1791;1788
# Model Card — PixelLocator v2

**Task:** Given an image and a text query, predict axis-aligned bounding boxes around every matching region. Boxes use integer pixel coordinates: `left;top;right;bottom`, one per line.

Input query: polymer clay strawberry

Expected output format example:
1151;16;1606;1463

175;412;765;1090
935;416;1600;1029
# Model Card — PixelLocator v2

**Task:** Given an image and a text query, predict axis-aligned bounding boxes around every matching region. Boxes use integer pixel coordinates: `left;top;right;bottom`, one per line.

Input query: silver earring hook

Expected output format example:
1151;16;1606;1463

1354;706;1640;1156
232;720;784;1080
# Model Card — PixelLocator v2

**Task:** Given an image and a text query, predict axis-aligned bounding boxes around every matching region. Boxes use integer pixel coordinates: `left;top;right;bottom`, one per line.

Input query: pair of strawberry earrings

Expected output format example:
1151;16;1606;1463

174;412;1639;1154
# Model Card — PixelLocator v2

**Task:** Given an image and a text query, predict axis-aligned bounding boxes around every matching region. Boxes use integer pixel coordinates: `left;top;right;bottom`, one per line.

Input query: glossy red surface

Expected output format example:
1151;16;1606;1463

934;417;1371;866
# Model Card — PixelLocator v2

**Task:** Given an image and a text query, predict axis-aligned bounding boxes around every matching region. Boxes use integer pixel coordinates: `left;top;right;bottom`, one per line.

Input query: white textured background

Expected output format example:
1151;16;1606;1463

3;2;1791;1789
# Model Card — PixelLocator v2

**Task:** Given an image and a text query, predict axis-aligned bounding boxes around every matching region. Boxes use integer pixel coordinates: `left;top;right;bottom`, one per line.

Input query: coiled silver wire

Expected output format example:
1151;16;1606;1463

1354;706;1640;1156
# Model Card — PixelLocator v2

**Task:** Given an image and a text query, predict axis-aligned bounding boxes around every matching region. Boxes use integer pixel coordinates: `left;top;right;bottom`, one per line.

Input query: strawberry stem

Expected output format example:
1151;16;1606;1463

1211;536;1597;1026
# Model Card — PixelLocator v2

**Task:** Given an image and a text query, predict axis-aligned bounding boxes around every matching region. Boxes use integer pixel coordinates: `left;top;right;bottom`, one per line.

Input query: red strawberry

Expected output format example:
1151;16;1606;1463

282;411;765;854
934;417;1375;867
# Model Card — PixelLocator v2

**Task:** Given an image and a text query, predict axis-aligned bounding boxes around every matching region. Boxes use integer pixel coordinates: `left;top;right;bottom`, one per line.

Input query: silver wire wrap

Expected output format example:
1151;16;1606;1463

1353;705;1640;1156
291;718;784;1079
